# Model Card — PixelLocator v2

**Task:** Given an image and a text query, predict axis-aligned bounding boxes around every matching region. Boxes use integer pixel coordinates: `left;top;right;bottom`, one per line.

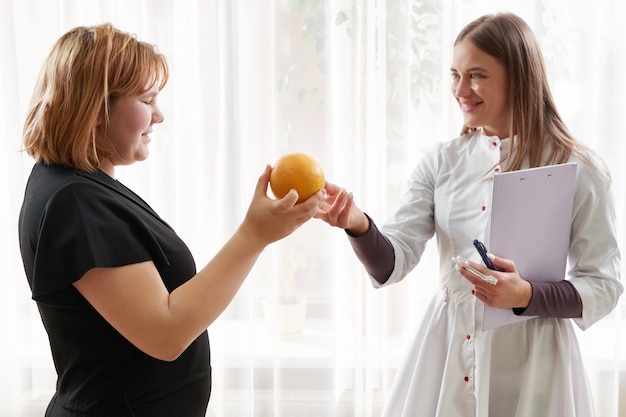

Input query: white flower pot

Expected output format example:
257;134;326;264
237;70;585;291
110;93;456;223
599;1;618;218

262;296;307;339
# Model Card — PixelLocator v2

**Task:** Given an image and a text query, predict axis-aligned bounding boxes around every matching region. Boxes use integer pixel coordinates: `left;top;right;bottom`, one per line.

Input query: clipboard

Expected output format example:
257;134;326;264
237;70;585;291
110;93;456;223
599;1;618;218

482;163;577;330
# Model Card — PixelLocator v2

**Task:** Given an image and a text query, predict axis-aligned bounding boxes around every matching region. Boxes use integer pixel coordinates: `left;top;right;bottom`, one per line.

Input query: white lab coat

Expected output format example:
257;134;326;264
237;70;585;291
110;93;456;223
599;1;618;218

375;129;622;417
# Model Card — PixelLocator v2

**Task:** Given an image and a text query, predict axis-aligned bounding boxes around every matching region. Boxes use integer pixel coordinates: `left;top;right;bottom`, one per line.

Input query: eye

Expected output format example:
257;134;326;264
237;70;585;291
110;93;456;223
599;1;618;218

450;73;460;80
470;73;483;79
140;93;157;105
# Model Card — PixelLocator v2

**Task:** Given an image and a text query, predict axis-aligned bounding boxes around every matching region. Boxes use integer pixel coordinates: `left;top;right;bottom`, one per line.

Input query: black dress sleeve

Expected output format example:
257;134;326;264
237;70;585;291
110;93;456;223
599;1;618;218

30;182;170;299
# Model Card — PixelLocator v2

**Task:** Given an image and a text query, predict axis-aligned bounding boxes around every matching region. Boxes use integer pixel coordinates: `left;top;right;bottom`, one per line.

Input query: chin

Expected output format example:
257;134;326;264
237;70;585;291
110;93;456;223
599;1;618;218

136;149;150;161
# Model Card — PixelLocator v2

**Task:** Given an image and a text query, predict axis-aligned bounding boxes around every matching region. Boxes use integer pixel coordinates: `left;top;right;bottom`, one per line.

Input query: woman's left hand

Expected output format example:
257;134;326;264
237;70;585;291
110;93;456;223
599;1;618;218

458;255;532;309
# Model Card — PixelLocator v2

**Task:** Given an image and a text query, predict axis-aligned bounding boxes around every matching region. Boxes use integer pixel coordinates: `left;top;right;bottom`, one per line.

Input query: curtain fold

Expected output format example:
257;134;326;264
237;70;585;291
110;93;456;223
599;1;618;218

2;1;624;416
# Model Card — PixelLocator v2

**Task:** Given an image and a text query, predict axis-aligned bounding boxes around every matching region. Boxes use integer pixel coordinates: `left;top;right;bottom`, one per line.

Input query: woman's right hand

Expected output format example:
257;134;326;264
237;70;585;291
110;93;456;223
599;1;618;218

240;165;325;247
315;181;370;236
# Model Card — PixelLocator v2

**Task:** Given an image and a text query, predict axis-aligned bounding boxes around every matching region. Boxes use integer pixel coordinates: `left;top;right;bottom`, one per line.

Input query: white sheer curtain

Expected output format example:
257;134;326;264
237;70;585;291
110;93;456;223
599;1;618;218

2;1;624;416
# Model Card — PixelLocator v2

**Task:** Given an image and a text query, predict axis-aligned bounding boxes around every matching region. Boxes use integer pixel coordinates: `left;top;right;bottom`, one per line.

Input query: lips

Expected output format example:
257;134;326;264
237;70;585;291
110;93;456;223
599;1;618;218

460;101;482;112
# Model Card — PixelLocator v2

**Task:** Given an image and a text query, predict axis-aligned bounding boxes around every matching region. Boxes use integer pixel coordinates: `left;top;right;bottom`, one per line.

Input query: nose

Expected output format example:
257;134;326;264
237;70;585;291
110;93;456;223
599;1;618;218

153;106;165;124
452;75;471;98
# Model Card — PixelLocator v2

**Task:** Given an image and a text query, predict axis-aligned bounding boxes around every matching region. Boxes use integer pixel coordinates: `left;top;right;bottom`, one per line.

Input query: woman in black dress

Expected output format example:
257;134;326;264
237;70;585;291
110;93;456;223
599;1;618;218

18;24;322;417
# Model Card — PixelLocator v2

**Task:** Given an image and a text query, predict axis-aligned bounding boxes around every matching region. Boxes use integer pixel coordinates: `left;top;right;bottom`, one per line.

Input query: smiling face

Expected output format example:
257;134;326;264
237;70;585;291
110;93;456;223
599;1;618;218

98;85;164;176
451;39;510;139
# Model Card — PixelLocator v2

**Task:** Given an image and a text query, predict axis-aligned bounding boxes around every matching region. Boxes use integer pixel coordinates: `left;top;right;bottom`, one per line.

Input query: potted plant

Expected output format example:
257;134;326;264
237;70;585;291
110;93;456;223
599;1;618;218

262;255;307;339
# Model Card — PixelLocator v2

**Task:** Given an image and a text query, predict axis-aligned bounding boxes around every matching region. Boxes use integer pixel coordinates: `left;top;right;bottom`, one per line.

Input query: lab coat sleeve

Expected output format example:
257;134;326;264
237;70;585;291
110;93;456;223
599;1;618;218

568;159;623;330
378;146;438;287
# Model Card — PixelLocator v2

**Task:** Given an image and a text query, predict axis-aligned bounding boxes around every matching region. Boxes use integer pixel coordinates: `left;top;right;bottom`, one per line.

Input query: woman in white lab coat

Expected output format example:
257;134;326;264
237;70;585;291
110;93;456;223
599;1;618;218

316;12;622;417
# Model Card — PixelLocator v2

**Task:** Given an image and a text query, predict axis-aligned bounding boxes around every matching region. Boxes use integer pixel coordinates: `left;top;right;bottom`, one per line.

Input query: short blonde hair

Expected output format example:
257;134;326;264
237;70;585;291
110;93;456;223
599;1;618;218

23;24;169;172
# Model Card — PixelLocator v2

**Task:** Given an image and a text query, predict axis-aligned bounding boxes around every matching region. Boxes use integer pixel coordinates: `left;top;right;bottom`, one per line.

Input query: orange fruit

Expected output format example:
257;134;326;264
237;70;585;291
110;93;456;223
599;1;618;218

269;153;325;203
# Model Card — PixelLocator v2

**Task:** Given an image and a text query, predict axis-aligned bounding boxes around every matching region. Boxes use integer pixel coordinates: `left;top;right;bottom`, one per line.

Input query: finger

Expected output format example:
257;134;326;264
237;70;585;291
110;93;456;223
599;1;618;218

466;259;490;275
254;165;271;197
298;189;325;214
326;189;349;219
335;192;356;224
489;254;515;272
275;189;299;211
323;181;343;195
474;289;491;305
456;264;481;286
317;190;341;214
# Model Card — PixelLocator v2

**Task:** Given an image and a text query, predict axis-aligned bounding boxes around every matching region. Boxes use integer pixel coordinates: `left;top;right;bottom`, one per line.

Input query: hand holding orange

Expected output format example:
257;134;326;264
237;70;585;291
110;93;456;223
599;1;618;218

269;153;325;203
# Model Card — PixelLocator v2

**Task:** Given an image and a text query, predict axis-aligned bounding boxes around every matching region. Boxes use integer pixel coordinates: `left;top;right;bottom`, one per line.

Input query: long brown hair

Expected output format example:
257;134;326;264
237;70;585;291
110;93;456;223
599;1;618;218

23;24;169;172
455;13;607;179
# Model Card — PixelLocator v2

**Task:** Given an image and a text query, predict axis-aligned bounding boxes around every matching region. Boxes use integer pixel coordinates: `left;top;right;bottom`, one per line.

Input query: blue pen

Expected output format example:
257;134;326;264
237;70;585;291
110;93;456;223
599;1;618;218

472;239;503;271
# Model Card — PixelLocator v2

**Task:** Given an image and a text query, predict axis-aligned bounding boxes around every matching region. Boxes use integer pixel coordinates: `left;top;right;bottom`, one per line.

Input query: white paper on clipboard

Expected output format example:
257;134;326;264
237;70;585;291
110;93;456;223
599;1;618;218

482;163;577;331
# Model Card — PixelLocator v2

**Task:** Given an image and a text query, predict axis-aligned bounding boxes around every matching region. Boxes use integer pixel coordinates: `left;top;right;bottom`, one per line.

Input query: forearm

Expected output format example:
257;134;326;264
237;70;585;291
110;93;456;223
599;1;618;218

167;225;266;352
346;214;395;285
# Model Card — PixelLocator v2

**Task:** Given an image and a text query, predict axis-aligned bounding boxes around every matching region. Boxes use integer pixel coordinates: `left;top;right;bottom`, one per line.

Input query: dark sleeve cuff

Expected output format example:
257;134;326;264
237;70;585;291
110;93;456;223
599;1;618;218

513;280;583;318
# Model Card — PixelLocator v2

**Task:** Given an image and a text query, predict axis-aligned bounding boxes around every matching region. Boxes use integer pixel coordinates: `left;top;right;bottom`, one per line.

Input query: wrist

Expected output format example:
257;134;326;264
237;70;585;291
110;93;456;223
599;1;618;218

519;280;533;308
236;219;271;251
345;212;370;237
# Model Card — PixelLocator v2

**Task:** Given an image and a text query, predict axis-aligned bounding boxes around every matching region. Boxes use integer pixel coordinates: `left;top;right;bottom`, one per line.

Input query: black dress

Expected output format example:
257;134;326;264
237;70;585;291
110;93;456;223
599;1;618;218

19;164;211;417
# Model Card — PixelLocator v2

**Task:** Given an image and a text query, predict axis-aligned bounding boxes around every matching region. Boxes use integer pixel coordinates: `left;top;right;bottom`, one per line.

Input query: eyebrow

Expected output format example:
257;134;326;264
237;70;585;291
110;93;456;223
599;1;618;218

140;90;159;98
450;66;489;72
